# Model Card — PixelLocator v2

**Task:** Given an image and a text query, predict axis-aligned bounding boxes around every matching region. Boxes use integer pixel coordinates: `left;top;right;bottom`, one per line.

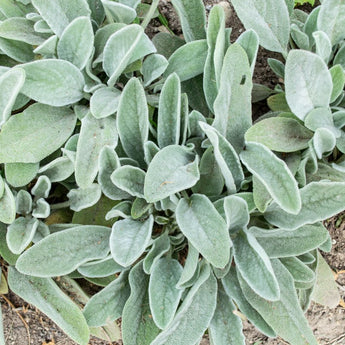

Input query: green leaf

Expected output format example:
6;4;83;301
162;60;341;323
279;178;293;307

245;117;313;152
131;198;151;219
117;77;148;167
199;122;244;193
144;145;199;203
334;43;345;69
157;73;181;148
152;32;185;60
75;112;117;188
32;198;50;218
313;127;336;159
94;23;125;60
280;257;315;283
176;242;199;288
0;177;3;200
330;64;345;103
8;267;90;345
20;59;85;106
313;31;332;63
182;74;210;115
291;24;310;50
238;259;318;345
0;103;76;163
150;264;217;345
68;184;102;212
32;0;91;37
57;16;94;70
143;233;170;274
0;223;19;265
7;217;39;255
192;146;224;197
285;50;332;120
236;30;259;74
110;216;153;267
0;17;47;45
144;141;160;165
188;110;206;138
0;37;34;63
0;68;25;127
250;223;329;257
34;35;58;56
90;86;121;119
223;195;249;232
312;252;340;308
78;255;124;278
149;257;183;329
204;4;226;113
5;162;39;187
304;6;320;41
176;194;231;268
101;0;136;23
86;0;105;25
265;181;345;229
122;261;160;345
267;93;291;112
111;166;145;198
240;142;301;214
106;201;132;220
0;182;15;224
72;195;118;227
231;0;290;54
213;43;252;153
222;267;276;337
0;0;27;18
15;190;32;215
164;40;208;82
31;175;51;199
103;24;143;86
170;0;206;42
253;176;272;213
39;157;74;183
180;93;188;145
298;253;316;265
209;288;245;345
16;226;111;277
304;107;339;137
268;58;285;78
83;270;130;327
98;146;131;200
233;229;280;301
142;54;168;87
317;0;345;45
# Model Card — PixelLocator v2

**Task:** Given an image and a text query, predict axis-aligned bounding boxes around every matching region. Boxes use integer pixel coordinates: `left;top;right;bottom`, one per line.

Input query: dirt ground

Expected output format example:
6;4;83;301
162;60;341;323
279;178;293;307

2;1;345;345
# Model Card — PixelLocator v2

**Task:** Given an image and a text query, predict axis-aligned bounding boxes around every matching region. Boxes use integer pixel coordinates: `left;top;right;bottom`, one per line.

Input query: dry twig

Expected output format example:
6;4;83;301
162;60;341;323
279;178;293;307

1;294;31;345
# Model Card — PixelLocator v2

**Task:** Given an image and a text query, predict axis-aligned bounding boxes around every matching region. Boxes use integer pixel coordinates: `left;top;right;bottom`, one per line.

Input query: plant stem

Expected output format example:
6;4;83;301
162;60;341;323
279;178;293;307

50;201;71;210
141;0;160;30
180;190;190;200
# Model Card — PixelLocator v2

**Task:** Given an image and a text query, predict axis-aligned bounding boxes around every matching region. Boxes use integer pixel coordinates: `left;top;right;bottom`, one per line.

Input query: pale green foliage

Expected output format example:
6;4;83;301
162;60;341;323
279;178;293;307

8;267;90;345
0;1;344;345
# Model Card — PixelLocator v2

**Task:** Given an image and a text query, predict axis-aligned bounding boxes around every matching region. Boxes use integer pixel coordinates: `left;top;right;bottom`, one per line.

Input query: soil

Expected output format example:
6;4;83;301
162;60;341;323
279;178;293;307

2;1;345;345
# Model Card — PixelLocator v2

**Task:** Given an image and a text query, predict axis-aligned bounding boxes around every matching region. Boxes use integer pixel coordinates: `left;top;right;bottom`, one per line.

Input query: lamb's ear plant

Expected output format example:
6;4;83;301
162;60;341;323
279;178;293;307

0;1;343;345
232;0;345;186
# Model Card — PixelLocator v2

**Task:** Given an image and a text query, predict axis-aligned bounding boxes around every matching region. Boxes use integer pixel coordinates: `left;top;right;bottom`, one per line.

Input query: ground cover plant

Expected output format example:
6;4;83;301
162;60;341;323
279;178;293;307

0;0;344;344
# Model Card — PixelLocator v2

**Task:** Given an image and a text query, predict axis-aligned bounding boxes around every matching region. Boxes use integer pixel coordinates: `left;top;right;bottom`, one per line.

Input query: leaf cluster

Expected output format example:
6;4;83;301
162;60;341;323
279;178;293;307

0;1;343;345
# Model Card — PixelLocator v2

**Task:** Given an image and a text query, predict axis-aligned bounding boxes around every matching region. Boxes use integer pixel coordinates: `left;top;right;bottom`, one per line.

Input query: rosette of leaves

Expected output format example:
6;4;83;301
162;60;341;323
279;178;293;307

231;0;345;187
0;1;343;345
